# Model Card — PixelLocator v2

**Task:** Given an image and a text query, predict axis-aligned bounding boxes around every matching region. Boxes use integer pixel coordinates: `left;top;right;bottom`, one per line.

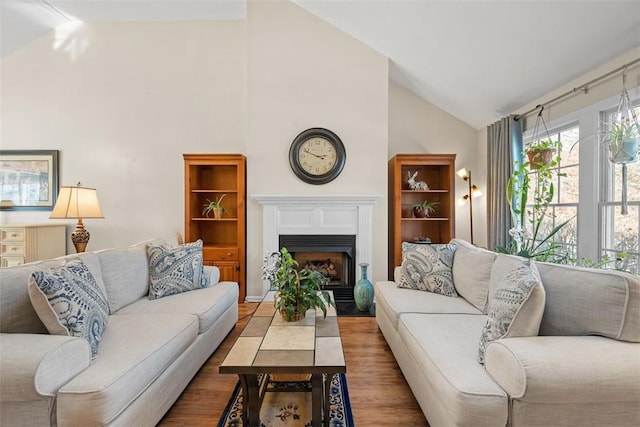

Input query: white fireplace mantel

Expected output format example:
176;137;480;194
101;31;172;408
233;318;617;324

252;194;382;297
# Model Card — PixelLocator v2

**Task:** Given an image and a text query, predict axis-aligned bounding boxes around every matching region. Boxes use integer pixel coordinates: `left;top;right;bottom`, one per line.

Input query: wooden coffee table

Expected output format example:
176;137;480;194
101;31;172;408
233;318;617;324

220;291;346;427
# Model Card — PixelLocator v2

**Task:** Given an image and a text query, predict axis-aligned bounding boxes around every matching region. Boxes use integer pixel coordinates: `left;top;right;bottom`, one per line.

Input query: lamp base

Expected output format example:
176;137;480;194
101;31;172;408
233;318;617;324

71;222;90;253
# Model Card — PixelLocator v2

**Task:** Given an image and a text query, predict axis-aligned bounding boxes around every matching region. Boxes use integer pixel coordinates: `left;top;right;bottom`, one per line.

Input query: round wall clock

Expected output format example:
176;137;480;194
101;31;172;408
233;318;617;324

289;128;346;185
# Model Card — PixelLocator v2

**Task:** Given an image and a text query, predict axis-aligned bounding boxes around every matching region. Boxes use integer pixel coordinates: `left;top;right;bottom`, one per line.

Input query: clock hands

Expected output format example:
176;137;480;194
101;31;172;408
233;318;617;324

304;148;326;160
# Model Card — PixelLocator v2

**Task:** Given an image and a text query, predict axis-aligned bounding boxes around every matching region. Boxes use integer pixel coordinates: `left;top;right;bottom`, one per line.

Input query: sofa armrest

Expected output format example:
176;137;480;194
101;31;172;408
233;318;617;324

485;336;640;403
0;333;91;402
204;265;221;286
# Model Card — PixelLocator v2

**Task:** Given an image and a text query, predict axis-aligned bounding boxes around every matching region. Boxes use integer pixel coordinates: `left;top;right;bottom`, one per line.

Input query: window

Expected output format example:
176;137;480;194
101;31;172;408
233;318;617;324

519;91;639;275
523;125;580;260
600;104;640;274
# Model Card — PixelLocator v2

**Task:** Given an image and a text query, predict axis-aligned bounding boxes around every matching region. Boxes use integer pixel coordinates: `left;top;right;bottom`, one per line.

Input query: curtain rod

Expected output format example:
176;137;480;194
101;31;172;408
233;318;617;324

514;57;640;121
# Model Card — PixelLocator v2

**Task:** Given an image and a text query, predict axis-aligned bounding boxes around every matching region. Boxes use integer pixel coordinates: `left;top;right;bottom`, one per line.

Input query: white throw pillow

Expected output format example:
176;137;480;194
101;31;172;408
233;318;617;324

478;260;545;364
29;258;110;359
147;239;208;299
397;242;458;297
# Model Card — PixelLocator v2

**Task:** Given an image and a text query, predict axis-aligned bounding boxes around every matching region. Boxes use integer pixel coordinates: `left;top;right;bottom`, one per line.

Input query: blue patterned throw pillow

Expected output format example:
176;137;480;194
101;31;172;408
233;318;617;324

398;242;458;297
478;261;545;364
29;259;109;359
147;239;208;300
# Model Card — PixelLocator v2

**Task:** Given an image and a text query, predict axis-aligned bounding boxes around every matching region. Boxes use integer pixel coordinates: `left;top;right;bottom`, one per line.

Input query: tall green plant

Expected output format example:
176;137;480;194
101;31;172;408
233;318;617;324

498;145;574;262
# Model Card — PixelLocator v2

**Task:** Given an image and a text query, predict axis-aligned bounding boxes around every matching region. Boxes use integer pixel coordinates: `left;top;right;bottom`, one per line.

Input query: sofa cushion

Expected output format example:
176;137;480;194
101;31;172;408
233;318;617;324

450;239;496;312
398;313;508;426
391;241;498;312
97;240;161;312
0;252;105;334
398;242;458;297
535;261;640;342
375;281;481;330
28;259;110;358
57;313;198;426
479;260;545;364
115;281;239;333
147;240;208;300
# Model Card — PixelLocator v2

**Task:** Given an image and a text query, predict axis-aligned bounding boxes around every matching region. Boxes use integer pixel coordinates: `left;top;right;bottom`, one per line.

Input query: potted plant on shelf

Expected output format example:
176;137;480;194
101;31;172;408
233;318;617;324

525;139;561;169
202;194;226;219
412;200;439;218
262;247;334;322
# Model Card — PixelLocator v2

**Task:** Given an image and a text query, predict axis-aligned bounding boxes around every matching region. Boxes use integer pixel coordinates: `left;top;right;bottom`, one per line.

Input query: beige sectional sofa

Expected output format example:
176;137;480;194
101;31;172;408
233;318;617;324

375;239;640;427
0;239;239;426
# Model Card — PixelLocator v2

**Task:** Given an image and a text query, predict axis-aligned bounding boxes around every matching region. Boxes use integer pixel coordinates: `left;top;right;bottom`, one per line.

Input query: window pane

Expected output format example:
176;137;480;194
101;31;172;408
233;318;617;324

612;205;639;253
603;250;639;274
559;127;579;166
559;165;579;203
609;161;640;202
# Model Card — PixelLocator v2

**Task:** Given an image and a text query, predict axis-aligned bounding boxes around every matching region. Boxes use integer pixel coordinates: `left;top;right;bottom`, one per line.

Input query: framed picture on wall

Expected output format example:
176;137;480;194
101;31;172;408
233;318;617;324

0;150;59;211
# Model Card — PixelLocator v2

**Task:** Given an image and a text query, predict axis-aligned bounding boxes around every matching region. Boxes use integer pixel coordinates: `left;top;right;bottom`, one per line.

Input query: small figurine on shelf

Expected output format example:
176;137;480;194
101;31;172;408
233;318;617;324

407;171;428;191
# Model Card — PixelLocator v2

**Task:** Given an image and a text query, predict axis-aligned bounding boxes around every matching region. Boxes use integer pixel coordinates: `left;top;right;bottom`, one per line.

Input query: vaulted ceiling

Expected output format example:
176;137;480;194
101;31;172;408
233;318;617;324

2;0;639;129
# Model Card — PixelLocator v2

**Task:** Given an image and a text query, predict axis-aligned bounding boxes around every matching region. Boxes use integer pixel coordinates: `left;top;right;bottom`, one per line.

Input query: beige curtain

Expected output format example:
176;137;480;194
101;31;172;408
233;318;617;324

486;115;522;250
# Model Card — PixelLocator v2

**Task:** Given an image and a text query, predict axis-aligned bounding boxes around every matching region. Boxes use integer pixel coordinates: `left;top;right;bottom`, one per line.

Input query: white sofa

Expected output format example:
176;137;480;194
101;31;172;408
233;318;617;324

375;239;640;427
0;239;239;426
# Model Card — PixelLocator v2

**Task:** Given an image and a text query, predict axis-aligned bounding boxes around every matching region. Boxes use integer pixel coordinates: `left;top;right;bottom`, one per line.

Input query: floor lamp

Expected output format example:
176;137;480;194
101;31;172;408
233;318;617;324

50;182;104;253
456;168;482;245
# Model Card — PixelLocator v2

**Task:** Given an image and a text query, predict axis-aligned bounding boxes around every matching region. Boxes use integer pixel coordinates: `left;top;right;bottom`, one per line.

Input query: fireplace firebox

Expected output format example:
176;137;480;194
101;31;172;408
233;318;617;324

278;234;356;302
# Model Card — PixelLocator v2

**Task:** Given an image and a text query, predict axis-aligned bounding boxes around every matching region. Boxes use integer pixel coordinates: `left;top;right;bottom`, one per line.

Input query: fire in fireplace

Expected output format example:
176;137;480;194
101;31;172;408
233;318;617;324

278;234;356;302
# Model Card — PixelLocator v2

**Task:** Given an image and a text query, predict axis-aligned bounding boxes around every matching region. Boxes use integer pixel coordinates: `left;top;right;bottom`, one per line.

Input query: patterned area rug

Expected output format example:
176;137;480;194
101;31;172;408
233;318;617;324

217;373;354;427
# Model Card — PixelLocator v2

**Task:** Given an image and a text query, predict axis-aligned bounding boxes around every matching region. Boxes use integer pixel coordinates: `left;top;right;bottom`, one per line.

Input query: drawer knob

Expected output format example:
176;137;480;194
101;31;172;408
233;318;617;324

10;234;17;238
10;247;17;251
227;252;232;256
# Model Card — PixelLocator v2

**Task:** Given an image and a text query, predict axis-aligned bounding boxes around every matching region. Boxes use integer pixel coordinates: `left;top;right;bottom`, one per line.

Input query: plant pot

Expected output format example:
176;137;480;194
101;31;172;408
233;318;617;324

280;306;304;322
610;138;639;164
412;207;426;218
212;207;224;219
527;149;554;169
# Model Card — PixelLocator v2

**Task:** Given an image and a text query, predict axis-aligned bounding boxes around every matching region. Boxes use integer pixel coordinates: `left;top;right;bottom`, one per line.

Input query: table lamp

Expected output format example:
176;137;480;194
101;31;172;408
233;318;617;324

50;182;104;253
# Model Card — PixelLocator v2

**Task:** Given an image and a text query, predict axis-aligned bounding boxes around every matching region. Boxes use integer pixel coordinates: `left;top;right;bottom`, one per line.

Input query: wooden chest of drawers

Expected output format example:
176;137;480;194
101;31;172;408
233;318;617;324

0;224;66;267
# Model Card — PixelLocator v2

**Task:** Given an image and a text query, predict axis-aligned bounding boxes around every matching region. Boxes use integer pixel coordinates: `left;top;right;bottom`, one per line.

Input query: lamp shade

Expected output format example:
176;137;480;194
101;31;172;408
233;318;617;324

456;168;469;180
50;183;104;219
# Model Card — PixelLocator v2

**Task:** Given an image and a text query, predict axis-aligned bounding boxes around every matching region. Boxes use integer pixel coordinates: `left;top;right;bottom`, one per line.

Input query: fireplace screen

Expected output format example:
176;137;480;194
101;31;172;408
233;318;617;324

278;234;356;302
295;252;347;286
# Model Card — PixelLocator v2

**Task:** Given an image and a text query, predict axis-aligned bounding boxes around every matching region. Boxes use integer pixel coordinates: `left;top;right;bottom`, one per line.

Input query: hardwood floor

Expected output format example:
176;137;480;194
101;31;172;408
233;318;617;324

158;303;429;426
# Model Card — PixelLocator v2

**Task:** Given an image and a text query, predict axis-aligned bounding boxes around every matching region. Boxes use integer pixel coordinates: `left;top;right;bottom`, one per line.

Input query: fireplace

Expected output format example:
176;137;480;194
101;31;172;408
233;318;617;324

252;194;382;305
279;234;356;302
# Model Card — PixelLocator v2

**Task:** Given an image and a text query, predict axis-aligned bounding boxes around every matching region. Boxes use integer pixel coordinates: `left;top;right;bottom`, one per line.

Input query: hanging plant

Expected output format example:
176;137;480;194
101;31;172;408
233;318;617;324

606;68;640;214
525;106;562;169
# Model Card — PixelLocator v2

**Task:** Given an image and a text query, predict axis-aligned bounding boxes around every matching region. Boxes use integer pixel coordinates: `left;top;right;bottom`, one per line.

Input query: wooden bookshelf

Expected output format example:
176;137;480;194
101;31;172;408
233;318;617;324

184;154;246;302
388;154;456;279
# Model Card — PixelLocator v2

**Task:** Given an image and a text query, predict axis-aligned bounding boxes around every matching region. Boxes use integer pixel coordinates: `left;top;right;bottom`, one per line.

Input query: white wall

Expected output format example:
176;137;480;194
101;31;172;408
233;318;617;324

245;0;389;298
388;81;483;245
1;20;247;250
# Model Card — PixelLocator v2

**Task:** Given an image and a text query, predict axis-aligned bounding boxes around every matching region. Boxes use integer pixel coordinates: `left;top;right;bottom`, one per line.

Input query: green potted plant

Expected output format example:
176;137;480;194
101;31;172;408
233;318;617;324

412;200;439;218
499;155;573;262
202;194;226;218
263;247;335;322
607;120;639;163
525;139;561;169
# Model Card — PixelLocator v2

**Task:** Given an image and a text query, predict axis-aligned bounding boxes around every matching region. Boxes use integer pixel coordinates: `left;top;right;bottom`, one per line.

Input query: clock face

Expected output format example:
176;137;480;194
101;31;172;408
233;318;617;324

298;137;338;176
289;128;346;185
